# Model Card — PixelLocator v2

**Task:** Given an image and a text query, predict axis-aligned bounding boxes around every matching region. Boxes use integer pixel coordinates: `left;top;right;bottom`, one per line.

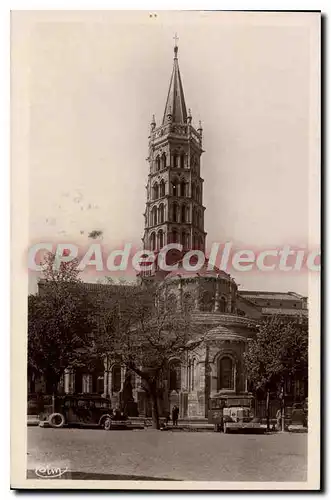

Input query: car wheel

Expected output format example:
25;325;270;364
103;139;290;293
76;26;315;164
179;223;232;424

48;413;65;428
103;417;112;431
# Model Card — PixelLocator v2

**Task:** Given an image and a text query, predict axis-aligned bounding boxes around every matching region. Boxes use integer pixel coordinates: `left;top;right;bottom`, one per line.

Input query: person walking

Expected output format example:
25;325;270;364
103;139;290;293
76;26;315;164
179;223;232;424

165;410;170;426
172;405;179;426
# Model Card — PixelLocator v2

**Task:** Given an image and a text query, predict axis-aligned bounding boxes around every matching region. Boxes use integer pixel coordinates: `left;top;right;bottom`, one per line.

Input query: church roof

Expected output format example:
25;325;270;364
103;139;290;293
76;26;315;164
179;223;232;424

164;258;233;282
162;45;187;124
261;307;308;317
205;325;248;343
239;291;306;301
191;311;258;329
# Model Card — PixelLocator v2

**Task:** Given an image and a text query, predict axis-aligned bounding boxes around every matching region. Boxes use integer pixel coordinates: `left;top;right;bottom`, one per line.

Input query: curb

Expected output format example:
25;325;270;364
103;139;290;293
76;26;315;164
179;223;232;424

27;420;39;426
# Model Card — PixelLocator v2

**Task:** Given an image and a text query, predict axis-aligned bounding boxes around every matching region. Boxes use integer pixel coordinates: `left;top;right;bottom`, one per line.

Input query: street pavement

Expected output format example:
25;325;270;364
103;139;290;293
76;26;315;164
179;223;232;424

27;427;307;482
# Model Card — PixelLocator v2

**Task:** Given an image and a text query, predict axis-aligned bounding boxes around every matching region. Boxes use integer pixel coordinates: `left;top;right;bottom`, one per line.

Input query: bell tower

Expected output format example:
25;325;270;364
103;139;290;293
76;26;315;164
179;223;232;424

142;41;206;262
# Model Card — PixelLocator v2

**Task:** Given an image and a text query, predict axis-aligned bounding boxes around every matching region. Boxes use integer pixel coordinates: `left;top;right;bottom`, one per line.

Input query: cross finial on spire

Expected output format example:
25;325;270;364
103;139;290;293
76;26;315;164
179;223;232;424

173;33;179;58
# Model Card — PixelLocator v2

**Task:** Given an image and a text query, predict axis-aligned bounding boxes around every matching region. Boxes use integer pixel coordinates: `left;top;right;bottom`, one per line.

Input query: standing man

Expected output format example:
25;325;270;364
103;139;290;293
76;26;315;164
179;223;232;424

172;405;179;426
165;410;170;426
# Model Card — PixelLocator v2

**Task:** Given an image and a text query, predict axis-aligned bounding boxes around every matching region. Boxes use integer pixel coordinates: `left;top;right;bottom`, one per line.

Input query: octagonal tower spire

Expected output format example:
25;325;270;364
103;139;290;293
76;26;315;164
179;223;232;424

162;37;187;125
142;38;206;277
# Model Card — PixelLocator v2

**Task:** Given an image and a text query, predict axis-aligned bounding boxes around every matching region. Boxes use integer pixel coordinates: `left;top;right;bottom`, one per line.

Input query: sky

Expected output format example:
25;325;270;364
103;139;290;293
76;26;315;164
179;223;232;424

14;11;319;295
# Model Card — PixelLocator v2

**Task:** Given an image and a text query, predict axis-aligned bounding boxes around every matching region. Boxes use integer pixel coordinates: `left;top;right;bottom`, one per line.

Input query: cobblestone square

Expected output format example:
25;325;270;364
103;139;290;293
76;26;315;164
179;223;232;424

27;427;307;482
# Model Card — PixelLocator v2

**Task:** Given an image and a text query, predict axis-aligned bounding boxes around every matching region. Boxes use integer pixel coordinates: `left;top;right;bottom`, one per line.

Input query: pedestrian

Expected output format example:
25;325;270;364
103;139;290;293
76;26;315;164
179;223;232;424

276;409;282;431
172;405;179;426
165;410;170;426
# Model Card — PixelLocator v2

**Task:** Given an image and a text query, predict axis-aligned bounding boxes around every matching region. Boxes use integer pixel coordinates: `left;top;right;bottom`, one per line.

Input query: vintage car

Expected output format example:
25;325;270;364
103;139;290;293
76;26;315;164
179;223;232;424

282;400;308;429
208;394;263;433
39;394;113;429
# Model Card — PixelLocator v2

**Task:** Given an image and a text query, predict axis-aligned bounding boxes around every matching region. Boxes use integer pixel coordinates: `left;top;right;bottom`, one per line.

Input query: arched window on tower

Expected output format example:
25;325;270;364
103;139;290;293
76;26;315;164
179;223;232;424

158;203;164;223
180;155;185;169
169;359;181;391
191;182;195;199
180;181;186;197
150;232;156;251
172;229;178;243
218;356;235;391
172;203;178;222
186;206;190;223
182;232;189;250
153;183;159;200
161;153;166;169
156;156;161;171
181;204;186;222
196;186;201;203
151;206;157;226
173;153;178;168
157;229;164;250
159;179;165;197
181;231;186;248
172;180;177;197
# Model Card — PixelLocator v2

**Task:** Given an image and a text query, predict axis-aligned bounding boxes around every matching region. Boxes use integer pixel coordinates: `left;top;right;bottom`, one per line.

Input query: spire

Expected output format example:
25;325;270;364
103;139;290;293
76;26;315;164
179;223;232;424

162;36;188;125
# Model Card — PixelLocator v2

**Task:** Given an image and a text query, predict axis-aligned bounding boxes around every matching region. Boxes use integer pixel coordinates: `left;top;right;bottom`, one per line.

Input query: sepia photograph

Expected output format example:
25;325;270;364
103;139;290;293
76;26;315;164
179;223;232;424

10;9;320;490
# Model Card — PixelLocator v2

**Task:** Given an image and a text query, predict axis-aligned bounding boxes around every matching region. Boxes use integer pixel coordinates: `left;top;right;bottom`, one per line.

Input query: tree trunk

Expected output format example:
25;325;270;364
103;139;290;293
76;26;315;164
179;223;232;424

51;379;59;414
150;390;160;429
266;389;270;431
281;382;285;432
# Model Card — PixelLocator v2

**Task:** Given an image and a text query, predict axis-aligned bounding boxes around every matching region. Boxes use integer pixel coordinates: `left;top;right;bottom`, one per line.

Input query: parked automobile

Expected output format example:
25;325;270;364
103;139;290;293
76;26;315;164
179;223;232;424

276;400;308;430
39;394;113;429
208;394;263;433
287;401;308;427
103;407;133;430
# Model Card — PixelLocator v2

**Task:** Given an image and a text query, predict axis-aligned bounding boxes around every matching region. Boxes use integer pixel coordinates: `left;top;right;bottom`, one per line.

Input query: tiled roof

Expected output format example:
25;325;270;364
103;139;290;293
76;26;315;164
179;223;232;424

164;259;232;281
191;312;258;329
38;279;135;295
205;325;248;342
240;291;304;301
262;307;308;316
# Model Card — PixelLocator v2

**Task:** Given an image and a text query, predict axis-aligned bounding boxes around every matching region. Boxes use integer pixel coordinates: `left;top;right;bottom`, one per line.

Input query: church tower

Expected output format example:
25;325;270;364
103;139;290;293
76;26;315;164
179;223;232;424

142;41;206;263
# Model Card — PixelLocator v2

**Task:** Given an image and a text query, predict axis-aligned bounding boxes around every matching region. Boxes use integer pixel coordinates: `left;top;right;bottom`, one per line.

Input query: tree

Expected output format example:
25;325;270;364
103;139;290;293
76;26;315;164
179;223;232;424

243;316;308;430
88;230;103;239
92;280;206;429
28;253;94;402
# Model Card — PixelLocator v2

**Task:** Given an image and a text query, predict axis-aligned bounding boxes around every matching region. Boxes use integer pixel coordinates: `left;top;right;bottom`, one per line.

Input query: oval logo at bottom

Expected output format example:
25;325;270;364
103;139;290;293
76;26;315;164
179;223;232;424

35;465;69;478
